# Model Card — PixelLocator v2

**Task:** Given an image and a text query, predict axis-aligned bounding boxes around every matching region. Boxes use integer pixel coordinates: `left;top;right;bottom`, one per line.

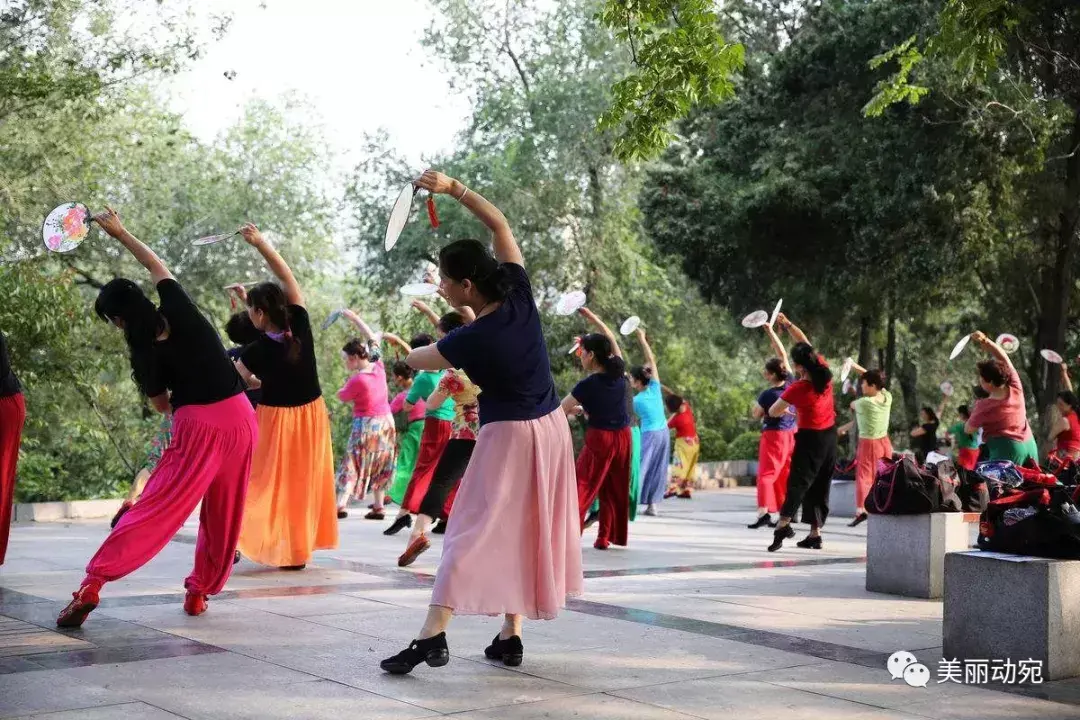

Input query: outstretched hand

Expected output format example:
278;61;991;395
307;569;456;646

970;330;989;347
93;206;126;238
415;170;456;196
238;223;265;247
775;312;792;330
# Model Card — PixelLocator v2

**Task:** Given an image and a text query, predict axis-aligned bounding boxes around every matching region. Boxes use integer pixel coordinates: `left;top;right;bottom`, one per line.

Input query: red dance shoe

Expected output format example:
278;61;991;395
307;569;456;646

398;535;431;567
183;591;208;616
56;582;101;628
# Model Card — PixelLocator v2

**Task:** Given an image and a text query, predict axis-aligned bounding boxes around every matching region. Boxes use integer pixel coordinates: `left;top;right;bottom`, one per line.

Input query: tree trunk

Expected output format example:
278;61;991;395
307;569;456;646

884;313;897;389
857;315;872;367
1036;109;1080;440
898;348;919;430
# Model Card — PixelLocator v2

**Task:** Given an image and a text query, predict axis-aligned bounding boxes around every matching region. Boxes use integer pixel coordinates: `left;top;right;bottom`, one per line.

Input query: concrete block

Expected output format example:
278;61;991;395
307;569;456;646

944;551;1080;680
830;479;856;518
866;513;974;598
13;499;125;522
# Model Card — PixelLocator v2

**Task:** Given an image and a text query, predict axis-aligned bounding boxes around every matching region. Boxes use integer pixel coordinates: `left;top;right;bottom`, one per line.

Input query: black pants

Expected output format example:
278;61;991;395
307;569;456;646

419;439;475;520
781;426;837;527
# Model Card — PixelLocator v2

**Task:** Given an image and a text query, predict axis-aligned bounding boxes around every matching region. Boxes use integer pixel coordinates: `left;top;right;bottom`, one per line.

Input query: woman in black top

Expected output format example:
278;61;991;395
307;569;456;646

910;402;943;465
562;308;632;550
0;329;26;568
57;208;257;628
233;224;337;570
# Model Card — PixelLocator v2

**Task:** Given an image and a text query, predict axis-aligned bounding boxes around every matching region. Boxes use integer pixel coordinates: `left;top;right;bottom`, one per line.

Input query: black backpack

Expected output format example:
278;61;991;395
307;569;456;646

977;487;1080;559
866;455;961;515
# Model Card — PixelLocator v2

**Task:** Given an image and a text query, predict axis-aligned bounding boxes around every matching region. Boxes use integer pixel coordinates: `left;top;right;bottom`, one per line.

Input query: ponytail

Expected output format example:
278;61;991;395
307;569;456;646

580;333;626;379
790;342;832;394
247;282;300;363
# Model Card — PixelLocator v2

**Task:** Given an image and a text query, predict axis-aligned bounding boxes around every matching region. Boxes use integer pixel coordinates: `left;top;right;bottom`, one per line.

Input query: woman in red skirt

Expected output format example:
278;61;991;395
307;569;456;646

0;329;26;566
564;309;632;550
749;322;795;529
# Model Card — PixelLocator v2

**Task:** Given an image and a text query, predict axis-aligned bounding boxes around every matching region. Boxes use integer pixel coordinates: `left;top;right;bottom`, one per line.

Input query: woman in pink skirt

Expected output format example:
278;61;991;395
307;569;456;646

381;170;582;674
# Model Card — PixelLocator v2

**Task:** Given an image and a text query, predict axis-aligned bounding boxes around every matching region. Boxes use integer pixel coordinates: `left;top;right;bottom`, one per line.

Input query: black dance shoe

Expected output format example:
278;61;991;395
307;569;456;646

337;509;348;520
380;633;450;674
847;513;868;528
796;535;823;550
484;633;524;667
383;515;412;536
431;519;447;535
748;513;772;529
767;525;795;552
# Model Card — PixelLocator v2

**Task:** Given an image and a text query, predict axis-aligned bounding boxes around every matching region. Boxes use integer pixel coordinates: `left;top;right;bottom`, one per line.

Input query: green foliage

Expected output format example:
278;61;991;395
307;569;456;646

598;0;745;160
723;431;760;461
696;426;727;462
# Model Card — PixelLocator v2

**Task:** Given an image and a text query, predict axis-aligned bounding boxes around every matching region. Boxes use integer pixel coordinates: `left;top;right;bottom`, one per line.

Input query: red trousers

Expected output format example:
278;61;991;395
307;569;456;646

856;436;893;510
577;427;632;546
0;393;26;566
401;417;451;513
757;430;794;513
84;394;256;595
956;447;979;471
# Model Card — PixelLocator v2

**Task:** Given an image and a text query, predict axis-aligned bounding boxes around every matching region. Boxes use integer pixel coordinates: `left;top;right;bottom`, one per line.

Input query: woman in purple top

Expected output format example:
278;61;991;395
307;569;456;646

381;170;582;675
749;322;796;529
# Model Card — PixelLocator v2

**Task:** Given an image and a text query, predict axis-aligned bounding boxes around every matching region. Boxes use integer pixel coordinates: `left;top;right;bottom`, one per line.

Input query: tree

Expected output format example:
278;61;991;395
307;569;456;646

866;0;1080;433
597;0;745;160
641;0;1012;428
344;0;762;457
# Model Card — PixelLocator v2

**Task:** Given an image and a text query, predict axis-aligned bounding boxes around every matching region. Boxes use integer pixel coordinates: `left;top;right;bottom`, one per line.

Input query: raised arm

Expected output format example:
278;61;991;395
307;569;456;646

341;309;378;344
776;312;810;346
382;332;411;356
635;328;660;384
578;307;623;358
93;208;173;284
763;323;789;372
239;223;303;307
1062;364;1073;393
414;170;523;267
971;331;1016;377
411;299;441;329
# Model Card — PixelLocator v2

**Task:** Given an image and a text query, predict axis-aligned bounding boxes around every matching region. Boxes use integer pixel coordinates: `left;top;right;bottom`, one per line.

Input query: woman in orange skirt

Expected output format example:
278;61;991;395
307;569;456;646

234;224;337;569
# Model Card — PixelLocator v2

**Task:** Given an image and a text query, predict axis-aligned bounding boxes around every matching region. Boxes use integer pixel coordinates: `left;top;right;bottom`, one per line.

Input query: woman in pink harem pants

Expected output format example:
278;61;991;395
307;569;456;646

57;208;257;628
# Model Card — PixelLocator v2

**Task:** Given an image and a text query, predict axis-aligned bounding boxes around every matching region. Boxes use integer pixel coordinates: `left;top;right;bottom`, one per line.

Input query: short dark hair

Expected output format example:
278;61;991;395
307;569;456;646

410;333;435;349
580;333;626;379
438;311;465;335
862;369;885;389
977;359;1008;387
391;361;414;380
957;404;970;419
1058;391;1080;413
665;394;684;413
225;311;260;346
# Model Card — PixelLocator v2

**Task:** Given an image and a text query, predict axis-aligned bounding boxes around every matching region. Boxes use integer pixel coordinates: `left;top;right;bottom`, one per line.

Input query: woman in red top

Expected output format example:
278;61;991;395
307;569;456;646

765;314;836;553
1052;365;1080;462
664;395;699;499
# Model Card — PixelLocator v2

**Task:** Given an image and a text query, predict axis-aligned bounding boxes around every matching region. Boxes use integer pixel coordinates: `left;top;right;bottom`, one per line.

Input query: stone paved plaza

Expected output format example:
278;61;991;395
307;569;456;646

2;489;1080;719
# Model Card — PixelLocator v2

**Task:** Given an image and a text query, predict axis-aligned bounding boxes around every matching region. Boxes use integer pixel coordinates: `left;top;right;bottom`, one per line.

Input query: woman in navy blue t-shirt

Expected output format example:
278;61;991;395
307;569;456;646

381;170;582;675
562;308;632;550
750;322;796;529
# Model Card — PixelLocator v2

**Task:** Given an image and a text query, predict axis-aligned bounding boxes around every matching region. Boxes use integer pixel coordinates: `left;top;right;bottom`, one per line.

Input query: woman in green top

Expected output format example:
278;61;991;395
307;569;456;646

839;363;892;527
946;405;980;470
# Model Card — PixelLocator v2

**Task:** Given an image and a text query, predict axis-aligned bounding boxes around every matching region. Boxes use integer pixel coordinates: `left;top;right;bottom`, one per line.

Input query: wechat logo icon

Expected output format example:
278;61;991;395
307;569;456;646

887;650;929;688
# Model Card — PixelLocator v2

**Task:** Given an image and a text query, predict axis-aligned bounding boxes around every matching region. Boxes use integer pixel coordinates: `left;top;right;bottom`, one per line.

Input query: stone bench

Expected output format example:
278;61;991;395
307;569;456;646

865;512;979;598
944;551;1080;680
830;479;856;518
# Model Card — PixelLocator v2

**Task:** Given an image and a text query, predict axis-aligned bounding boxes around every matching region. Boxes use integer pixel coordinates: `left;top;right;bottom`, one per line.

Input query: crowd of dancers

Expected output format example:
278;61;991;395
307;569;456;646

0;171;701;675
1;169;1075;675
